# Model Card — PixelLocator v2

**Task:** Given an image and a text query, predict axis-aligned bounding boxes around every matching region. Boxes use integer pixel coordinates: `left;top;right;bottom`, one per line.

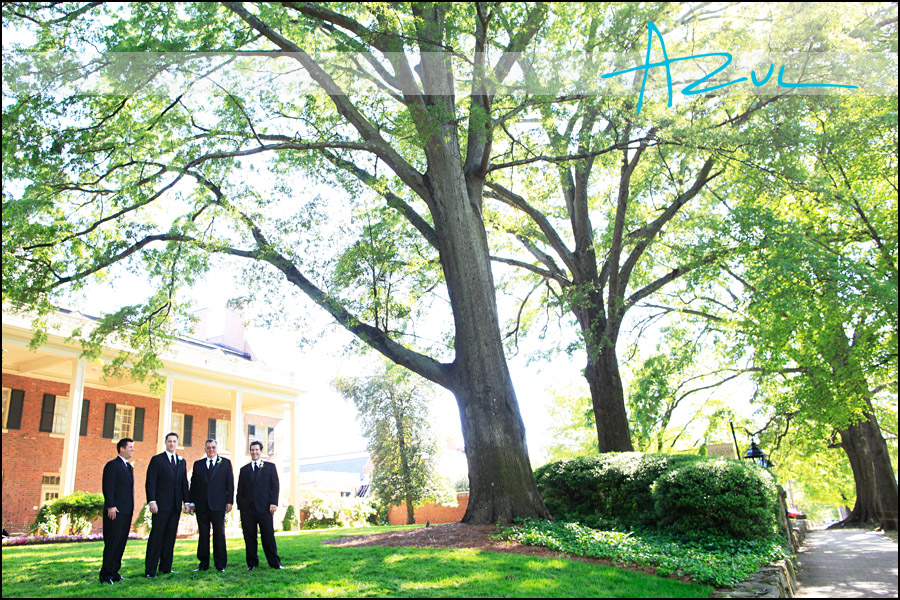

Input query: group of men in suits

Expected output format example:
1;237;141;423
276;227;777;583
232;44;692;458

99;432;283;584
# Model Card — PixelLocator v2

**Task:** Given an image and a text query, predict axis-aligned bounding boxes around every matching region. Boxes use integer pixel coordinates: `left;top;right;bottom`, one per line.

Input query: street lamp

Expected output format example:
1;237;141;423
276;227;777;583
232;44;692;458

743;440;773;468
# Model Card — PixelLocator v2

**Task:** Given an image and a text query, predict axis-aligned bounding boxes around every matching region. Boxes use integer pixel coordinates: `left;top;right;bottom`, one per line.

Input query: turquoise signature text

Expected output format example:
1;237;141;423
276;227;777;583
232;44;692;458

602;22;858;113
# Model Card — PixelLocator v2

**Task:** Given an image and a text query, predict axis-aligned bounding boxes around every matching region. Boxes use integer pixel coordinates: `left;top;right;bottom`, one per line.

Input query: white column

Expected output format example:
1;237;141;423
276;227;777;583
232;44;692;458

290;398;300;508
59;359;87;496
158;377;174;449
230;390;242;534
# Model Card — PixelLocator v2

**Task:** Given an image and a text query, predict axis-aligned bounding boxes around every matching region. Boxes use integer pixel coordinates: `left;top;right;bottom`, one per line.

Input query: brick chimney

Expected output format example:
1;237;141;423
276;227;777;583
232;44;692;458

194;306;256;360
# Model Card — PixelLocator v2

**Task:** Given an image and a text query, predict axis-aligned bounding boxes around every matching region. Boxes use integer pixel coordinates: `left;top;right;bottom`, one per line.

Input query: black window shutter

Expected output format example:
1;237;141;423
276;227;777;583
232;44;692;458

7;389;25;430
248;424;255;451
133;407;145;441
39;394;56;433
268;427;275;455
184;414;193;447
208;418;216;442
102;403;116;439
79;399;90;436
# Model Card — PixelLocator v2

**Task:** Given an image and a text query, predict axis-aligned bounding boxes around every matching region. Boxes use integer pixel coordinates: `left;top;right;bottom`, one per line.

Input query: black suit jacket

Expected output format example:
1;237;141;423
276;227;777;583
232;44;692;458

237;462;279;514
145;452;189;512
102;457;135;514
190;457;234;512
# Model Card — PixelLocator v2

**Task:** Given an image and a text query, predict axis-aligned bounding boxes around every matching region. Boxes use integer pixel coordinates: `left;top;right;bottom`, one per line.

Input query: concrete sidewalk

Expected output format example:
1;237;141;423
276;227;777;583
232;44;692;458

794;528;898;598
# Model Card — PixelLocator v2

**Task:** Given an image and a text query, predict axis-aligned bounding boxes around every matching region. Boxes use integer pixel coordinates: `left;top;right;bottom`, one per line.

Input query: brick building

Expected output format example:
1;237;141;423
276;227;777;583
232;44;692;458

1;308;305;535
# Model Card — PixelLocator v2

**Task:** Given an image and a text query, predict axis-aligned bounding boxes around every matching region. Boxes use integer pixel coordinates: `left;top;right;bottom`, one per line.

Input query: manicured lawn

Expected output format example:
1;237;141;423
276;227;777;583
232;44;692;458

1;526;712;597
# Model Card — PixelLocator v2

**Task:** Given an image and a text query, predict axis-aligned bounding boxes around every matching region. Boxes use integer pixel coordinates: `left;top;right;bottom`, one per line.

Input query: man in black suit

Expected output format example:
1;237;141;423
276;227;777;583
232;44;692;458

189;439;234;572
100;438;135;584
236;440;283;570
144;432;190;578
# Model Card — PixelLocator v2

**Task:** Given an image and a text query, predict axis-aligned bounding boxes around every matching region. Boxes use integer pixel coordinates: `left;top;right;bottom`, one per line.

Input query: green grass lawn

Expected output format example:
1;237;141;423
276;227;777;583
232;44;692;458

1;526;712;598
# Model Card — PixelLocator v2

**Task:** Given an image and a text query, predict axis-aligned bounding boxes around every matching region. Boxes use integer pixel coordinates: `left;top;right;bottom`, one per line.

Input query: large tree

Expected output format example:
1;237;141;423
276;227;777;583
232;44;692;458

2;1;565;523
479;2;895;455
667;93;898;530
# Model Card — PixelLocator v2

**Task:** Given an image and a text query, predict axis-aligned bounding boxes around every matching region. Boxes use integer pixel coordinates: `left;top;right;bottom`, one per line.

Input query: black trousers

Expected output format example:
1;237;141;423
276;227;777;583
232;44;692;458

195;509;227;570
99;511;132;582
145;508;181;576
240;509;281;568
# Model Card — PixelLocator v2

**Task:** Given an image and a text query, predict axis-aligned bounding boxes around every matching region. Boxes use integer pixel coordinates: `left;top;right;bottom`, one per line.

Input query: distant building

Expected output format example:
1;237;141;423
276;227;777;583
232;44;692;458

1;307;305;534
294;451;373;499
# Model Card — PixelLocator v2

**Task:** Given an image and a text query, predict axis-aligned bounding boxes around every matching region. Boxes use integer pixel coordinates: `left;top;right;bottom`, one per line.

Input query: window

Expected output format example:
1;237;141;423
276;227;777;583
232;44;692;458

3;388;24;430
102;403;144;441
171;412;193;447
113;405;134;439
41;474;60;504
52;397;68;434
248;425;275;455
208;418;230;452
1;388;9;429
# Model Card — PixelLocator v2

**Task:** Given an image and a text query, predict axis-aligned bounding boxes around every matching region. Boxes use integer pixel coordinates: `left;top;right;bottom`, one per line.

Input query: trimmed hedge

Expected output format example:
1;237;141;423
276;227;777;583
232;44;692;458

653;458;778;540
534;453;778;540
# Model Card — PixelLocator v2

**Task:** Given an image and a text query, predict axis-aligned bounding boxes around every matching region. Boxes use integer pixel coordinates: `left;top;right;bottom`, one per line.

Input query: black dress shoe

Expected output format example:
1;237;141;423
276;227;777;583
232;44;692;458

161;570;179;574
100;579;114;585
273;564;285;569
193;567;207;572
246;566;256;571
145;574;155;579
217;568;226;573
113;575;126;581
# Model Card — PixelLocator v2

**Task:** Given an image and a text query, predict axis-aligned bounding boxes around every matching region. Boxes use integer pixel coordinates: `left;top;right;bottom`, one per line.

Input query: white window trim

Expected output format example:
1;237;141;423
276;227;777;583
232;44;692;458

215;419;230;453
51;396;68;435
171;412;186;449
114;404;135;440
2;387;10;432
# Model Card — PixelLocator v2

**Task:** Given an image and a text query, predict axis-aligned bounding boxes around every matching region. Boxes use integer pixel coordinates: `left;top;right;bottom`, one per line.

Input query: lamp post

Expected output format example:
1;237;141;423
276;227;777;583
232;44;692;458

743;440;773;468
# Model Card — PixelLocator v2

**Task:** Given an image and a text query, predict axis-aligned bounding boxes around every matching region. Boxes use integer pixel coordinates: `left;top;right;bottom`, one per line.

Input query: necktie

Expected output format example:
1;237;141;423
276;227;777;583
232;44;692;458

170;455;176;468
208;459;213;470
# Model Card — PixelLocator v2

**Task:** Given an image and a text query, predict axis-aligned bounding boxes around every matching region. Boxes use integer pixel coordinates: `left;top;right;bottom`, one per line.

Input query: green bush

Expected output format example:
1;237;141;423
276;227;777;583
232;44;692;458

652;458;778;540
534;453;701;529
282;504;298;531
534;453;779;540
133;503;153;532
29;491;105;536
299;495;376;529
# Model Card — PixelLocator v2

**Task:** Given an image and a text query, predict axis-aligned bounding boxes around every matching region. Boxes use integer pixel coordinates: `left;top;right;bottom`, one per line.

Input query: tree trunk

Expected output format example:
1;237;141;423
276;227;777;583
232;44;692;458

861;408;899;530
834;421;881;528
425;142;550;524
405;499;415;525
585;346;635;452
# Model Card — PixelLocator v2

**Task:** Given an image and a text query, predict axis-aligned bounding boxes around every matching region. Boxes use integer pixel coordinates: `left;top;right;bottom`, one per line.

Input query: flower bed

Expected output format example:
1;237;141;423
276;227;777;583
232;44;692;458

2;532;143;547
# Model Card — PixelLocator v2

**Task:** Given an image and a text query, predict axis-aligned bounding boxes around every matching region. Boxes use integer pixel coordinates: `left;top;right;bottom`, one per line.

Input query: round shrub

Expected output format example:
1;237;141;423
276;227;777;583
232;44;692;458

534;452;702;528
652;458;778;540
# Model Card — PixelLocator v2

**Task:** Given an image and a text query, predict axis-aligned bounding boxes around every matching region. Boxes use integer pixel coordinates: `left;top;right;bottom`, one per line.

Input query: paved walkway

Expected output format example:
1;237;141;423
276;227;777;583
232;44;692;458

794;528;898;598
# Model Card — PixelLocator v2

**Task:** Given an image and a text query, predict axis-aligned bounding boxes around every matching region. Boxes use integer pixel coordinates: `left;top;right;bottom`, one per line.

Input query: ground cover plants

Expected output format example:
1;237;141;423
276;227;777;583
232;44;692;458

499;519;789;587
0;525;712;598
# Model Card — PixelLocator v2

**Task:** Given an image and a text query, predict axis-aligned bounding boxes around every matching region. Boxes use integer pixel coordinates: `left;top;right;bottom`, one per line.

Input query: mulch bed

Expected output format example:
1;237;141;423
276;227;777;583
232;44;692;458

322;522;695;584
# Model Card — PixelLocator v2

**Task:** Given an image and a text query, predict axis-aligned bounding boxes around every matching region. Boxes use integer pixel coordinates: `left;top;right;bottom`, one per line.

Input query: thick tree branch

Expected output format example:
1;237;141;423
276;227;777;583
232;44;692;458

223;2;429;201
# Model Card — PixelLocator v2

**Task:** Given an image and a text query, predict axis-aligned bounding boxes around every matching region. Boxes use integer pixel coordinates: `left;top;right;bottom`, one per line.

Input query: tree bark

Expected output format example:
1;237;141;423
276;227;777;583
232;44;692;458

861;408;899;530
585;346;635;452
425;132;550;524
834;421;881;528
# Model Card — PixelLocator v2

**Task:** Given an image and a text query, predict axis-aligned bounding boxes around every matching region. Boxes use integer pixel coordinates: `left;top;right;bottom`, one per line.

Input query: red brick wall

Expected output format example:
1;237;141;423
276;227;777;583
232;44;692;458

2;373;283;534
2;373;160;533
387;493;469;525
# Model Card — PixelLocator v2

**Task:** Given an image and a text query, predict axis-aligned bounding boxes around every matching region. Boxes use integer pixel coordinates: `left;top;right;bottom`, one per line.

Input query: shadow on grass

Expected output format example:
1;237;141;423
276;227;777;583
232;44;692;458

1;528;711;598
